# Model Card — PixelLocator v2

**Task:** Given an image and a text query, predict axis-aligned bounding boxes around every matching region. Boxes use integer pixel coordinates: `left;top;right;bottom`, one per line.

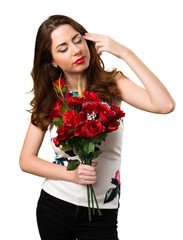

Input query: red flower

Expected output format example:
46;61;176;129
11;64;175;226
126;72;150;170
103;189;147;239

85;120;105;138
50;77;125;221
53;125;73;146
98;103;116;122
73;112;86;126
105;119;119;133
63;109;76;127
110;104;125;119
83;91;101;101
66;95;84;108
49;100;62;118
74;120;105;138
53;78;66;92
81;101;100;115
73;121;87;137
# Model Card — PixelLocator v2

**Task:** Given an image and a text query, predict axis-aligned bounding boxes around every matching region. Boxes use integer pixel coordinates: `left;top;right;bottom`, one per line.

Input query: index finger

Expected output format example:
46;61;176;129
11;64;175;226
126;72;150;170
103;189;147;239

83;33;103;42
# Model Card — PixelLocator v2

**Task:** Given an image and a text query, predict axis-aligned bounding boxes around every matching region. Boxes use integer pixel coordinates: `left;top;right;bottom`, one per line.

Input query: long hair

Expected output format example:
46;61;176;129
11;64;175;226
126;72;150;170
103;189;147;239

29;15;122;131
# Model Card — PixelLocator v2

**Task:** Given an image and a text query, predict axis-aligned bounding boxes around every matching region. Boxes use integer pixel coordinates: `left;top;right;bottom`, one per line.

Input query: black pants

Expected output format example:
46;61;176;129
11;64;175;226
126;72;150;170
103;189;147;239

36;189;119;240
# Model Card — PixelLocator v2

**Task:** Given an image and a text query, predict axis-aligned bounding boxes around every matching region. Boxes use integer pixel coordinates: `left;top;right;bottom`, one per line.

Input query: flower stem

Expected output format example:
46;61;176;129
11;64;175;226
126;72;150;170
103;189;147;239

90;185;95;215
87;184;102;221
83;157;102;221
87;185;91;222
90;185;102;216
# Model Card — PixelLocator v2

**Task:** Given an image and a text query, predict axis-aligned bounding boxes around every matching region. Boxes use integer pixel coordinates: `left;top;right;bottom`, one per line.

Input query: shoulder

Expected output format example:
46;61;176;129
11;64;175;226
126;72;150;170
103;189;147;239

114;71;127;81
114;71;129;87
27;122;46;139
114;71;135;101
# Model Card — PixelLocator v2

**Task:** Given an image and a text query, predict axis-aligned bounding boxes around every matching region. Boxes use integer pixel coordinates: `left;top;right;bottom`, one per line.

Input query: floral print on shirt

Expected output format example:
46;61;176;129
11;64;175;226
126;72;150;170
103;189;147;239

104;170;120;204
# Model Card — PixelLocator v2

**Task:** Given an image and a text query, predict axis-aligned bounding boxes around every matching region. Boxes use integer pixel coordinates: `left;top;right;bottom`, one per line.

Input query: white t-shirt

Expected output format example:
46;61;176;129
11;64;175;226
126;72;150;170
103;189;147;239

42;122;124;209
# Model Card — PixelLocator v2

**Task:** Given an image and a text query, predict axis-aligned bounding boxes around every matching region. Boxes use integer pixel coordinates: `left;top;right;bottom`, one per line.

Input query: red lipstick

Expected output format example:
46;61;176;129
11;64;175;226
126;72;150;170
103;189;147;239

75;57;85;64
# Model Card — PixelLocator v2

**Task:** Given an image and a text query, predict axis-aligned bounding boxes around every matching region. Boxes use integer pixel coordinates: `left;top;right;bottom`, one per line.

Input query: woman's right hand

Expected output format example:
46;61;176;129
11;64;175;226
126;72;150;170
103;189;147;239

20;123;99;184
84;32;128;59
73;161;98;185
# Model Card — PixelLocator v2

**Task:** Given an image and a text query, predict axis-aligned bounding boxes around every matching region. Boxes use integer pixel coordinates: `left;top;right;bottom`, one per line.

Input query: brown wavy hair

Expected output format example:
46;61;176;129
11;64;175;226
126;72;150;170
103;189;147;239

29;15;122;131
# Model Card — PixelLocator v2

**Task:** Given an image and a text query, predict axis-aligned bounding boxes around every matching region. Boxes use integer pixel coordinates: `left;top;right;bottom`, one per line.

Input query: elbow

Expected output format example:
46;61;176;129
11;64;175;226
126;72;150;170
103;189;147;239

160;100;176;114
19;156;25;172
19;155;28;173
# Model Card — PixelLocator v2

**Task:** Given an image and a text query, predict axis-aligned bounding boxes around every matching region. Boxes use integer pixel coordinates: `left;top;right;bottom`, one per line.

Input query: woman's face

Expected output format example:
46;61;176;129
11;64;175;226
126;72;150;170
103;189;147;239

51;24;90;76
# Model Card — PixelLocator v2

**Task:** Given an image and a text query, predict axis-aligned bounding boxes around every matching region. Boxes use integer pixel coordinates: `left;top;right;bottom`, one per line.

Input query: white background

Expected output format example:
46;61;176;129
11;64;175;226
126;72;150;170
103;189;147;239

0;0;182;239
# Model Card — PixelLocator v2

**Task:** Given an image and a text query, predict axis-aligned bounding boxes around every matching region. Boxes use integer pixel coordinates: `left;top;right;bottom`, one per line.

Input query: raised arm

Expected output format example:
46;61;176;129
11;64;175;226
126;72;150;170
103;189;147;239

84;33;175;114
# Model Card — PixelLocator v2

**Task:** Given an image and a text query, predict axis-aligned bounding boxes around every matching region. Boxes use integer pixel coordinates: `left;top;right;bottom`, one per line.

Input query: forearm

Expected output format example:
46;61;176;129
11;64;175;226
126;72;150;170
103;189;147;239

119;47;175;112
19;154;75;182
20;154;97;185
19;123;97;185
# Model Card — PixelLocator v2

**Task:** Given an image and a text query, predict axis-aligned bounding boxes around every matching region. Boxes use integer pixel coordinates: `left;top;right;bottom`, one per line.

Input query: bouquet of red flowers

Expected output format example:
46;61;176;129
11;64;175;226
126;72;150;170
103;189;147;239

50;77;125;221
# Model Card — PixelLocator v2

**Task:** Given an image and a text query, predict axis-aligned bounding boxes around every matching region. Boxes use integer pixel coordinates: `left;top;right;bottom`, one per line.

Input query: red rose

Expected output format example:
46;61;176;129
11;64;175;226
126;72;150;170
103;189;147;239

50;80;125;221
98;103;116;122
85;120;105;138
74;121;87;137
66;95;83;108
53;125;73;146
105;119;119;133
50;100;62;118
63;109;76;127
81;101;100;115
83;91;101;101
73;112;86;126
74;120;105;138
54;77;65;89
52;137;60;147
53;77;67;94
110;104;125;119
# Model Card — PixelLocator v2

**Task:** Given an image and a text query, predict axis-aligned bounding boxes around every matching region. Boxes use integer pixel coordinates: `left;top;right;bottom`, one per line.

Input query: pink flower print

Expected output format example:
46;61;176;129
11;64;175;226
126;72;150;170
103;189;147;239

104;170;121;204
115;170;120;184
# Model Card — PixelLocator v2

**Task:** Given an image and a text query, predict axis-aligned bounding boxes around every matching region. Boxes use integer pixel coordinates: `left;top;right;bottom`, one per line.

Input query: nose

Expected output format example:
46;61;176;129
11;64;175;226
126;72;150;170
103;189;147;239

71;44;81;55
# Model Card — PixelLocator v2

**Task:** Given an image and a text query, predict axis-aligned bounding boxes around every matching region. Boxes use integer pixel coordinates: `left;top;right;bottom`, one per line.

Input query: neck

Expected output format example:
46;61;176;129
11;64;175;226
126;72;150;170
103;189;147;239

65;75;86;92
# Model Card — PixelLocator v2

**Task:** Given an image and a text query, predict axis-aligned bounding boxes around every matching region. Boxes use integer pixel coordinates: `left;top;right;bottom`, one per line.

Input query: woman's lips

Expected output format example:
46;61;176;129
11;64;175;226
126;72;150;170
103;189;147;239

75;56;85;64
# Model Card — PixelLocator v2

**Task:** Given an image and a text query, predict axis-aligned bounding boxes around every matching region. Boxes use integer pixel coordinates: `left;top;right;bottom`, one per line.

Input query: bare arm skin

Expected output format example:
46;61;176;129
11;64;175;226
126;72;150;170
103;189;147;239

84;33;175;113
20;33;175;181
19;123;97;184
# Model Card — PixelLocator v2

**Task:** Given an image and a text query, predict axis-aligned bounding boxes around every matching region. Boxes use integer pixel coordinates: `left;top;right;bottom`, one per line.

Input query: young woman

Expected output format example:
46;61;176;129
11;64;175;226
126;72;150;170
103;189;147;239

19;15;175;240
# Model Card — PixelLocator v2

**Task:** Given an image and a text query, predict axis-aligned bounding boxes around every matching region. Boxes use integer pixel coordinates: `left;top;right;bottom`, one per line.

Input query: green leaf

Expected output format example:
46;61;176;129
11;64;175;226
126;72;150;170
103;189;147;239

111;178;119;186
93;133;107;144
92;149;102;159
67;159;80;170
53;118;63;127
83;141;95;154
62;85;68;93
61;145;72;152
62;102;70;114
104;187;118;204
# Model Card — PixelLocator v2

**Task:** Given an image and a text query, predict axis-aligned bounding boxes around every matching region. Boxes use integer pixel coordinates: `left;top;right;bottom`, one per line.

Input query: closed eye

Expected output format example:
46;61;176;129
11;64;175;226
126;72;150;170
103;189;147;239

73;35;82;44
56;34;83;53
58;47;68;53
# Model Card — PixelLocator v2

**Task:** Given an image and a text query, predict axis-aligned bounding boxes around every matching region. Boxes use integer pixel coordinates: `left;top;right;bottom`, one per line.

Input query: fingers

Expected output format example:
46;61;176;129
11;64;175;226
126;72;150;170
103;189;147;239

84;33;113;55
84;32;122;58
83;33;105;41
83;33;108;55
91;161;98;167
76;163;97;185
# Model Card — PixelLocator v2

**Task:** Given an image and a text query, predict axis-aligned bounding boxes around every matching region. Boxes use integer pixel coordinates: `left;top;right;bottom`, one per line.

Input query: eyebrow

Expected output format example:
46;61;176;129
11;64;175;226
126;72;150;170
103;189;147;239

56;33;81;49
